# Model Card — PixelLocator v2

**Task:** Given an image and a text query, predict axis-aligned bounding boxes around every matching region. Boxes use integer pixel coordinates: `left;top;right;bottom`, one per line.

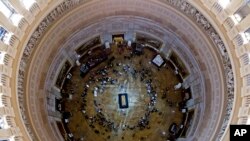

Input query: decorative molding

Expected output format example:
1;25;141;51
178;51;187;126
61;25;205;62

164;0;234;140
17;0;80;140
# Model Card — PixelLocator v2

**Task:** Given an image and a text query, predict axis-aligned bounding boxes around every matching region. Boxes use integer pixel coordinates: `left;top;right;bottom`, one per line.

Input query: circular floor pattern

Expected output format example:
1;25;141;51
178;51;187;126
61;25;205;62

60;44;188;141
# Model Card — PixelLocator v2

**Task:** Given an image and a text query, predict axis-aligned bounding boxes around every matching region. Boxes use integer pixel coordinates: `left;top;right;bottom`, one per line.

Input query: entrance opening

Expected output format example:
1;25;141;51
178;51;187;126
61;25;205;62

112;34;124;44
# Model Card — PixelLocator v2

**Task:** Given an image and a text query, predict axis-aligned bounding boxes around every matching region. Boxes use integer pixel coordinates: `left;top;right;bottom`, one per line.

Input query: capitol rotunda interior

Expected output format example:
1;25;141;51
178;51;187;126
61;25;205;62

0;0;250;141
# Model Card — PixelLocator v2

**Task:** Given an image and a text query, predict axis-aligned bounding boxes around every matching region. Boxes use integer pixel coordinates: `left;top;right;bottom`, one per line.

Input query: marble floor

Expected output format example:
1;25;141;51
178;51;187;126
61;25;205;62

60;45;186;141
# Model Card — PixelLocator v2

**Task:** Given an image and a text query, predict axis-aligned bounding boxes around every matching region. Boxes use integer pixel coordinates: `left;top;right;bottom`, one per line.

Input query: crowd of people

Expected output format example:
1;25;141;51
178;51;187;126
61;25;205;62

77;45;165;137
60;42;190;141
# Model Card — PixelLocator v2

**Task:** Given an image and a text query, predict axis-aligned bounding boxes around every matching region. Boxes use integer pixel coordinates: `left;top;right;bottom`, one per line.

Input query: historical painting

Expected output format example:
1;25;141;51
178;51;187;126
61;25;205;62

55;60;71;88
75;36;101;55
136;33;162;49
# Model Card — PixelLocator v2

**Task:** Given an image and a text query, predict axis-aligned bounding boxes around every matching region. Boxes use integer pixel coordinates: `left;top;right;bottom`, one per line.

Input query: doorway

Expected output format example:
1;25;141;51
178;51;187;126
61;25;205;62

112;34;124;44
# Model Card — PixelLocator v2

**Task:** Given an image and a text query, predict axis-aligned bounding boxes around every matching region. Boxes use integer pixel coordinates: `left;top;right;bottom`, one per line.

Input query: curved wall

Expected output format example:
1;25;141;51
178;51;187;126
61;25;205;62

0;0;247;141
22;0;228;141
45;16;206;140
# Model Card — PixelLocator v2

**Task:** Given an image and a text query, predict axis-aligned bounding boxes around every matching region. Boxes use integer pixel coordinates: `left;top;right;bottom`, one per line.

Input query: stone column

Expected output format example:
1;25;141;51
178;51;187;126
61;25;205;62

0;65;12;77
102;32;112;43
0;107;15;117
201;0;217;10
235;42;248;57
211;2;223;14
62;49;75;66
2;43;17;58
238;107;250;118
0;85;11;97
186;97;202;110
0;127;22;139
51;86;62;99
124;30;134;41
160;44;171;57
216;10;228;23
29;3;40;16
47;88;62;119
223;17;235;30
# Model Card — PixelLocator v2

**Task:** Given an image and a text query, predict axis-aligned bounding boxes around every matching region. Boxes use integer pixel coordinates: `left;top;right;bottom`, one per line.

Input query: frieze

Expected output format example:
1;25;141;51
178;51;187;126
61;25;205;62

17;0;81;140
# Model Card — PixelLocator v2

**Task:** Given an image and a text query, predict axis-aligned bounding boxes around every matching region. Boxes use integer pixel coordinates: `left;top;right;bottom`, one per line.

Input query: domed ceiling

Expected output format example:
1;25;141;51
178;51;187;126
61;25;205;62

15;0;235;141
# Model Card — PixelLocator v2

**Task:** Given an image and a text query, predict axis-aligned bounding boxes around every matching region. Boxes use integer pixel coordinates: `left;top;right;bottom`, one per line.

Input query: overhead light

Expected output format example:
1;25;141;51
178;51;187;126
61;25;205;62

0;0;13;18
218;0;230;9
0;116;9;129
234;13;242;22
21;0;36;10
0;51;6;65
3;32;13;45
10;14;23;26
230;15;239;25
245;32;250;42
239;32;249;45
